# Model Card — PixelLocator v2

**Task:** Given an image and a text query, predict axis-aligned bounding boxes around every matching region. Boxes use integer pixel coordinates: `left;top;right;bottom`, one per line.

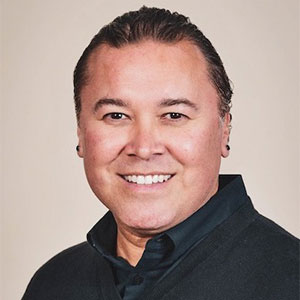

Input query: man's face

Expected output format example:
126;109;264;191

78;40;230;235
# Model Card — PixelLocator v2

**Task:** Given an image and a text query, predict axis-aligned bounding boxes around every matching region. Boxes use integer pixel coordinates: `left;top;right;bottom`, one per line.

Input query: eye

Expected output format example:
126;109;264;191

102;112;128;120
162;112;189;120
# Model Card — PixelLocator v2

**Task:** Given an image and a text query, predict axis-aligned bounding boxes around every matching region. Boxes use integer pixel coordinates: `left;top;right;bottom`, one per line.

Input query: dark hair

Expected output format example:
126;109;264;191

74;6;233;123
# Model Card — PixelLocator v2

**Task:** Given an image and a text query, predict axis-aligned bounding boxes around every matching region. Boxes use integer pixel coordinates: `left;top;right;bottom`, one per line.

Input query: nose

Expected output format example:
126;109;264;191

124;120;165;160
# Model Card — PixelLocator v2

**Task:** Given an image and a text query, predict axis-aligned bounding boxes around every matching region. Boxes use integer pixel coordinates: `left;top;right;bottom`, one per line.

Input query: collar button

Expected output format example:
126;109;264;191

132;274;144;285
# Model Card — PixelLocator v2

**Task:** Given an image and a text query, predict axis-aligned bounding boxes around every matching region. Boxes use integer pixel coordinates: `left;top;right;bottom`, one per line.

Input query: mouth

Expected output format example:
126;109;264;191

119;173;175;185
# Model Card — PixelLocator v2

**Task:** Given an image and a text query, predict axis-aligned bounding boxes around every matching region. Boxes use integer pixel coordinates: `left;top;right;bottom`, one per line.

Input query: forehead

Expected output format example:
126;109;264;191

88;40;208;78
82;40;217;104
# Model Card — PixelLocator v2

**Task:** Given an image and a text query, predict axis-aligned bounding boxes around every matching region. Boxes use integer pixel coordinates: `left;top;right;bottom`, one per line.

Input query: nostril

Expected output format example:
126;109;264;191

123;127;165;159
126;149;164;159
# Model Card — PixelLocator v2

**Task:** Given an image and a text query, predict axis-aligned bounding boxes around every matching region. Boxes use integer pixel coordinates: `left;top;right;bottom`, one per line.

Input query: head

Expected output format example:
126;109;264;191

74;7;233;236
74;6;232;124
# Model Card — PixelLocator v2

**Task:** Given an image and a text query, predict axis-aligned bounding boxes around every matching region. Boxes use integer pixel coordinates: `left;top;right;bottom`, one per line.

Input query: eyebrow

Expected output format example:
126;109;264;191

94;98;129;112
93;97;198;112
159;98;199;111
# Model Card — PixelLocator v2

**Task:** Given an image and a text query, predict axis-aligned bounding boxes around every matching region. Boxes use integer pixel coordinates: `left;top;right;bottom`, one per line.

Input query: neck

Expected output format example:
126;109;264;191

116;226;152;266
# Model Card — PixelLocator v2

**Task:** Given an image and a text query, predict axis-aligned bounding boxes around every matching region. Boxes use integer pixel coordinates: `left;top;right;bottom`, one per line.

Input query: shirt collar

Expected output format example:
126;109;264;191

163;174;249;258
87;209;117;258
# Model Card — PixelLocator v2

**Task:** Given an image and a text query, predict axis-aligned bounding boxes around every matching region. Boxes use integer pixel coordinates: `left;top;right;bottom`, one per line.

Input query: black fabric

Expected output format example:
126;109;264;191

22;176;300;300
87;175;248;299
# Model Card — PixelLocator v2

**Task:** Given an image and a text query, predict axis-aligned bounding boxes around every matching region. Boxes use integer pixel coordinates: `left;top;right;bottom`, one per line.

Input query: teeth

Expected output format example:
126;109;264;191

145;175;152;185
123;174;172;185
137;175;145;184
158;175;164;183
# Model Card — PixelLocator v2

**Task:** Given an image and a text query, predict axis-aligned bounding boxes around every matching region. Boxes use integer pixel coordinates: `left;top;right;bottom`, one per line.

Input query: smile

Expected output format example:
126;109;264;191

121;174;173;185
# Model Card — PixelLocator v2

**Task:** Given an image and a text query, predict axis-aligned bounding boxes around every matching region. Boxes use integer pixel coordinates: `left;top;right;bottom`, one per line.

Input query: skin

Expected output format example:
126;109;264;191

77;40;231;266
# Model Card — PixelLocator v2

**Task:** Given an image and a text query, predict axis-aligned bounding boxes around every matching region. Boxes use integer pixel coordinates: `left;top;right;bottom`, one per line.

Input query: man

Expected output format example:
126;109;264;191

23;6;299;300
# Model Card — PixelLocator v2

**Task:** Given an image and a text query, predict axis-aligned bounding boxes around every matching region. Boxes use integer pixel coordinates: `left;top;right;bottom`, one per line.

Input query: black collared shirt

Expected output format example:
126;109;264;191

87;175;249;300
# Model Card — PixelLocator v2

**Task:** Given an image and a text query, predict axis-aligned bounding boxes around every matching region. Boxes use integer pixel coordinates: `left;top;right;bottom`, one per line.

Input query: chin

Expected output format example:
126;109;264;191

115;207;177;235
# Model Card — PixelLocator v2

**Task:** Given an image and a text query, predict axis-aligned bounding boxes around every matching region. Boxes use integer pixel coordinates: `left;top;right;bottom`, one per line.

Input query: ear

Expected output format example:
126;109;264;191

221;113;231;158
76;127;84;158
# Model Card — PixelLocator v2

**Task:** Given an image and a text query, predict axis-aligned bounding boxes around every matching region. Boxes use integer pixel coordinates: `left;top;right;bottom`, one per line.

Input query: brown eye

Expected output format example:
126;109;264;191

162;112;188;120
110;113;124;119
169;113;182;119
103;112;128;120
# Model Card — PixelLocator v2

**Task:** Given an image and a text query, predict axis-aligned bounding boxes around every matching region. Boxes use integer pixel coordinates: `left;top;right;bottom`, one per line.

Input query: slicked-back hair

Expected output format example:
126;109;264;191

73;6;233;124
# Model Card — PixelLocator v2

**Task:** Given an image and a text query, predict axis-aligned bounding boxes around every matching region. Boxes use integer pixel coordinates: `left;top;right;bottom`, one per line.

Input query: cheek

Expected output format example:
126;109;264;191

170;125;222;198
83;127;125;165
170;125;222;165
82;127;127;200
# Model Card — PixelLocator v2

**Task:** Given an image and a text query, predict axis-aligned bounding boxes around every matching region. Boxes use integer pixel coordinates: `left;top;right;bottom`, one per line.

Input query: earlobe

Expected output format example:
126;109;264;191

76;127;84;158
221;144;230;158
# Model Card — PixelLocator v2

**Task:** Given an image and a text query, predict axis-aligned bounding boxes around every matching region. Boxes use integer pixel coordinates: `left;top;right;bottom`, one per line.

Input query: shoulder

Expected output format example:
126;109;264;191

31;242;97;277
246;213;299;258
226;202;299;260
232;210;299;269
230;212;299;297
22;242;107;300
199;209;299;299
221;200;299;263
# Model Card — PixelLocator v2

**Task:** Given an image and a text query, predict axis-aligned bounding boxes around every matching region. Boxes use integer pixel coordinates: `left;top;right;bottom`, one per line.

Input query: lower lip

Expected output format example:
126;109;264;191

119;175;174;191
